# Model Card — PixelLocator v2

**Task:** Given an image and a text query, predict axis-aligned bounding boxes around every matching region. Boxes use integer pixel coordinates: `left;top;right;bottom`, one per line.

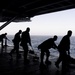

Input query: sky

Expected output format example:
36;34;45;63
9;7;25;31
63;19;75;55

0;8;75;36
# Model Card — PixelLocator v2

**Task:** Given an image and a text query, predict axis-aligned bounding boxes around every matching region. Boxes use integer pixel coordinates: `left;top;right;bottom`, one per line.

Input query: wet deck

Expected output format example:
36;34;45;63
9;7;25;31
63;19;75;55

0;46;75;75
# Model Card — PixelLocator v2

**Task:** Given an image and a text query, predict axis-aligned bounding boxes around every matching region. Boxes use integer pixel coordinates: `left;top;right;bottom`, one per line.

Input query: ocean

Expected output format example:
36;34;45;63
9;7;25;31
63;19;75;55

5;35;75;58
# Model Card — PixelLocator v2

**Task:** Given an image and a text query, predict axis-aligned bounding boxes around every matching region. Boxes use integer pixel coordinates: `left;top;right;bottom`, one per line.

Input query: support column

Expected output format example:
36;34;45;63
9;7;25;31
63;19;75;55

0;16;17;30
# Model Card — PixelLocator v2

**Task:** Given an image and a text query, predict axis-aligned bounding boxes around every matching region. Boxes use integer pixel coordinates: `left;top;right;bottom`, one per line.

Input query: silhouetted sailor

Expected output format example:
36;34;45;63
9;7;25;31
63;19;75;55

38;35;58;65
9;30;22;59
20;27;32;63
55;30;72;68
0;33;7;53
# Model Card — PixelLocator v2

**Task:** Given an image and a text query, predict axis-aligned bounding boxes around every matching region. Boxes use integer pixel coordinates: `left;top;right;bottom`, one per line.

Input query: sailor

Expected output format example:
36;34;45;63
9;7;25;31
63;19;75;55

38;35;58;65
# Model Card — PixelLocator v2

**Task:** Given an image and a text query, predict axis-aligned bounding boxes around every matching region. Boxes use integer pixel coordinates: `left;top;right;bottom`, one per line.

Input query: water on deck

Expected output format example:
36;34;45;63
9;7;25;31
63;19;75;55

0;46;75;75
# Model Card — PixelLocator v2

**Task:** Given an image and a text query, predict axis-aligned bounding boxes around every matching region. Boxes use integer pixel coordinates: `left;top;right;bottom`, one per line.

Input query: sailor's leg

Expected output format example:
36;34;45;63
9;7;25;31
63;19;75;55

40;49;44;64
45;50;51;65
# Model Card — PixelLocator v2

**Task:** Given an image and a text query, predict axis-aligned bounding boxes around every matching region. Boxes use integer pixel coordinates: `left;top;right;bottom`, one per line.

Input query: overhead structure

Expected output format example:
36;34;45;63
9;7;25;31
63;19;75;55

0;0;75;30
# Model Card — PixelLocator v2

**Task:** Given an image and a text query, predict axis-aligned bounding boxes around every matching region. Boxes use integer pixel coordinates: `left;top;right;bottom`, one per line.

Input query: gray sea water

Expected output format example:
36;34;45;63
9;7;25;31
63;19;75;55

6;35;75;58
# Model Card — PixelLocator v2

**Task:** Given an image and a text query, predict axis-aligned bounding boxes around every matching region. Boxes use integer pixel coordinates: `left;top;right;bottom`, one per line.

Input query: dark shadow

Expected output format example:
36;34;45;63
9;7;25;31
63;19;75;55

39;64;50;75
55;70;60;75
